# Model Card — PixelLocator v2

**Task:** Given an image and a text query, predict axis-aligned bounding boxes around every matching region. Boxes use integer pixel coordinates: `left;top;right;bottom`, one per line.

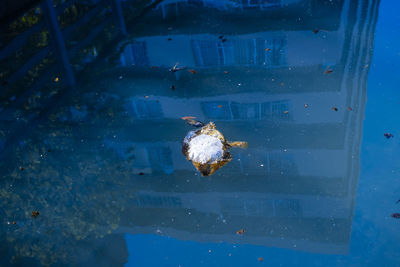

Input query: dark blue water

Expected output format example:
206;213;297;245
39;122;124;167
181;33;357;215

1;0;399;266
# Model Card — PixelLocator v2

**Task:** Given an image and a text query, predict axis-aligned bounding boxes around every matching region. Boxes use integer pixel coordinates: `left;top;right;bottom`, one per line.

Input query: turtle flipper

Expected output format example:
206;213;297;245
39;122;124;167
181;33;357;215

185;119;204;128
228;141;248;148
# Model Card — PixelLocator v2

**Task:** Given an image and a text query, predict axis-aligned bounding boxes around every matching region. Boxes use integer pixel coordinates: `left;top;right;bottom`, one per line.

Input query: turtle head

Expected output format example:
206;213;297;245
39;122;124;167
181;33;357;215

208;122;216;129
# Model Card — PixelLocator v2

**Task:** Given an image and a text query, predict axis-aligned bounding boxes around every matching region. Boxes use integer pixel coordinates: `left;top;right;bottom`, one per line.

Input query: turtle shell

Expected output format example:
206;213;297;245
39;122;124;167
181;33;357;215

182;122;245;176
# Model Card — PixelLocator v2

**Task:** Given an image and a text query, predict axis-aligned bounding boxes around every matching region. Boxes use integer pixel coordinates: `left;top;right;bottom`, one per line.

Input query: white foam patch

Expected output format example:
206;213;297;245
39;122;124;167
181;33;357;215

188;134;223;164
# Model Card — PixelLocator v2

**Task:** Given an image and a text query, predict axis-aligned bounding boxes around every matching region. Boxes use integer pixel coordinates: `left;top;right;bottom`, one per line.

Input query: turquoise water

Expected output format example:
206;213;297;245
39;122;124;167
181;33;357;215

1;0;400;266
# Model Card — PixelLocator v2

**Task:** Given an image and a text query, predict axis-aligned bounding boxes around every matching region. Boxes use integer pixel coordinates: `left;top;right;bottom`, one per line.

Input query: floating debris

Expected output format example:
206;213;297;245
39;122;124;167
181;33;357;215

258;257;264;262
324;68;333;74
54;77;59;82
167;38;172;41
182;122;247;176
188;69;197;74
181;116;196;120
264;48;271;51
332;107;338;111
347;107;353;111
151;66;158;69
223;71;229;74
280;82;285;86
171;85;175;91
217;105;223;108
170;63;187;73
19;166;24;171
392;213;400;218
384;133;394;139
222;38;227;43
236;229;245;235
219;35;224;39
283;110;289;114
138;172;144;176
304;104;309;108
31;211;39;219
313;29;327;34
145;96;149;99
11;221;16;225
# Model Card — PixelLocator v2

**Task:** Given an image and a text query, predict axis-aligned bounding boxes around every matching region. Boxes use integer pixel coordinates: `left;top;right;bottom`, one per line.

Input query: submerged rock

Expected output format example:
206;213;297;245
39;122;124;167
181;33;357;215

182;122;247;176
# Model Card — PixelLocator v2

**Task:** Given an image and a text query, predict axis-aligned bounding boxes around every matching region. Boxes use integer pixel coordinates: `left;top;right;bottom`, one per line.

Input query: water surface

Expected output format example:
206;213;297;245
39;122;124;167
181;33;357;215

1;0;400;266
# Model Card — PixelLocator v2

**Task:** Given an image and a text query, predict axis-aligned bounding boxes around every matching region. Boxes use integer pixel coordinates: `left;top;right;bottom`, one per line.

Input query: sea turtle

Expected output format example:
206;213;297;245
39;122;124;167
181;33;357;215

182;121;247;176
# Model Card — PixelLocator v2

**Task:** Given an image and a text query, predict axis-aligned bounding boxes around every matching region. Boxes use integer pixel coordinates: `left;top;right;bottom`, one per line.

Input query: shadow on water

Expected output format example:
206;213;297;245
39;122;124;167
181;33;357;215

0;0;381;266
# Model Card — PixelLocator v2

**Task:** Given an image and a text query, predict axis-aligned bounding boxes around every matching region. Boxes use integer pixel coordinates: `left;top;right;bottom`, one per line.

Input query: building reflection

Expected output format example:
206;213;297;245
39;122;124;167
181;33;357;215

106;0;380;256
0;0;380;265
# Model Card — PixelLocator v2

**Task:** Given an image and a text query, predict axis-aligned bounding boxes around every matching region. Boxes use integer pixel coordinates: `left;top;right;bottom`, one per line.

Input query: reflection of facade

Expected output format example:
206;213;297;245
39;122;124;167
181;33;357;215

109;0;379;255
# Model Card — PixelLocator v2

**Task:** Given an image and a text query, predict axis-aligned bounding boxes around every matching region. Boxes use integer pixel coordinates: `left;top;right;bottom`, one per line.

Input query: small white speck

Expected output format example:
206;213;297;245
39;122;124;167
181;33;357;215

260;164;264;167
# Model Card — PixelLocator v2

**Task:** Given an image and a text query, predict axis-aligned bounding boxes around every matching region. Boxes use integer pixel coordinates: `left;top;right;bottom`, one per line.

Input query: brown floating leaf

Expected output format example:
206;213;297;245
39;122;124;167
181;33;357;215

168;38;172;41
264;48;271;51
236;229;245;235
347;107;353;111
188;69;197;74
19;166;24;171
181;116;196;120
324;69;333;74
392;213;400;218
31;211;39;219
313;29;320;34
11;221;16;225
258;257;264;262
217;105;223;108
332;107;338;111
223;71;229;74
